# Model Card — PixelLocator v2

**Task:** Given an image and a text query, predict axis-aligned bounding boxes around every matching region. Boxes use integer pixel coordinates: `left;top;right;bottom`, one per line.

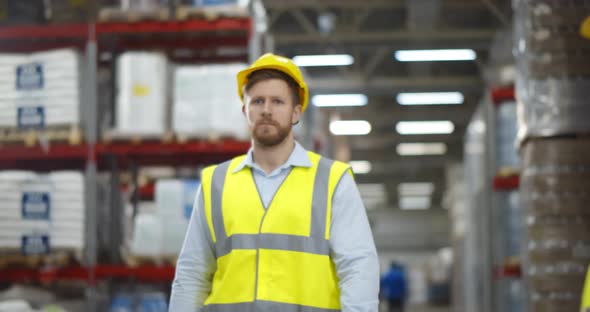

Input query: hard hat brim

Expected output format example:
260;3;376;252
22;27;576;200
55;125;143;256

237;64;309;112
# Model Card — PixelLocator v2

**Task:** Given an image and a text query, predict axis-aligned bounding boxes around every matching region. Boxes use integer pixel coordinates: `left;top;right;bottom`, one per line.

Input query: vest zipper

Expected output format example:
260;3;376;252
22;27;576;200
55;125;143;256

253;207;269;303
251;167;293;305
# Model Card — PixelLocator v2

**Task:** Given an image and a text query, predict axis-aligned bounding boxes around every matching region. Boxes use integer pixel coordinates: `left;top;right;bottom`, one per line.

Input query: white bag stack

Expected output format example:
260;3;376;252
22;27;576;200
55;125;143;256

48;171;85;249
155;179;199;255
0;49;82;128
115;52;168;135
173;64;248;140
0;171;85;254
130;179;200;257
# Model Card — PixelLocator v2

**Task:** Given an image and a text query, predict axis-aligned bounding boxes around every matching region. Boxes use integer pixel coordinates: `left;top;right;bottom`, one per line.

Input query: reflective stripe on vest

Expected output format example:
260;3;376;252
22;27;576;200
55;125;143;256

582;264;590;312
201;151;349;311
203;300;339;312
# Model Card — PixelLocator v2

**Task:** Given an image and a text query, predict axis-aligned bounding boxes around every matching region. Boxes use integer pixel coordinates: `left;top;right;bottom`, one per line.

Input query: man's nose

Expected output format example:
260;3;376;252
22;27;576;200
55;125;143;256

261;100;272;115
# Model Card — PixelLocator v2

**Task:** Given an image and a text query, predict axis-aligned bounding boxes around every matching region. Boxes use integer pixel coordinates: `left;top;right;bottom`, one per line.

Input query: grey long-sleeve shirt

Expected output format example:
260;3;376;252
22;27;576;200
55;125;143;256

169;142;379;311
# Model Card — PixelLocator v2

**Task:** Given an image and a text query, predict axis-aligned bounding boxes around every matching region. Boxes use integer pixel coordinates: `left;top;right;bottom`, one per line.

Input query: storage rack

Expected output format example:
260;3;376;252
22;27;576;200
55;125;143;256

0;16;253;310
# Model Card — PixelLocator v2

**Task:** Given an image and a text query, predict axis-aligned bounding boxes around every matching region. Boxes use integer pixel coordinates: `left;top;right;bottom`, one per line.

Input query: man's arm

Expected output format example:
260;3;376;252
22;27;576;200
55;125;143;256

330;172;380;312
169;188;216;312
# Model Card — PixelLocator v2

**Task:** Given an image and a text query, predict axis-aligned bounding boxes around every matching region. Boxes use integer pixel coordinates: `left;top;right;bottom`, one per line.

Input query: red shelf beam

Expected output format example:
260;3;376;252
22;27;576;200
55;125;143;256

0;140;250;170
493;174;520;191
0;265;175;284
97;19;251;35
491;86;515;106
493;264;522;279
0;19;251;40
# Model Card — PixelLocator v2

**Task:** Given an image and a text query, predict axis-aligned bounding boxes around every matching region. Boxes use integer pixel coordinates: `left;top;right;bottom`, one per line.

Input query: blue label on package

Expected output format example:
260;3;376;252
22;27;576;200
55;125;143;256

17;106;45;129
21;192;51;220
21;235;50;255
16;62;44;90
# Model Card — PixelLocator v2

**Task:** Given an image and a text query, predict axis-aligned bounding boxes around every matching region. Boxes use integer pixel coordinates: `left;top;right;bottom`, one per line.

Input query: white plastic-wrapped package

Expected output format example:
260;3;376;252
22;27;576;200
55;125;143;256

152;179;199;255
130;213;163;257
0;170;85;252
116;52;168;135
173;64;248;140
0;49;82;128
191;0;250;16
155;179;200;219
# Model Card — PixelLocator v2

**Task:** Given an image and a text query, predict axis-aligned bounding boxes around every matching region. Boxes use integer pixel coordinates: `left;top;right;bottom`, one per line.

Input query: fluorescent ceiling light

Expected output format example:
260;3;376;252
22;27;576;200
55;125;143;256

399;196;431;210
330;120;371;135
292;54;354;67
398;182;435;196
312;94;368;107
397;143;447;156
397;92;464;105
395;49;477;62
349;160;372;174
396;121;455;135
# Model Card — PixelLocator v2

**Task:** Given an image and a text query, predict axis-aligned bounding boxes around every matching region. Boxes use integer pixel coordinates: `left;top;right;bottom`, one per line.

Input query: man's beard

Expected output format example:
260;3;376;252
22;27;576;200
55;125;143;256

252;118;291;147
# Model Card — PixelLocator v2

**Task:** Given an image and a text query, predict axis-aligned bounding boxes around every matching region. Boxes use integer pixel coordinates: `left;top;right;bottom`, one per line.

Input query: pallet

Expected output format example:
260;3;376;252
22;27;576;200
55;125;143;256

0;125;82;147
0;249;81;270
98;7;171;23
175;132;228;144
122;250;177;268
102;130;175;145
175;5;249;21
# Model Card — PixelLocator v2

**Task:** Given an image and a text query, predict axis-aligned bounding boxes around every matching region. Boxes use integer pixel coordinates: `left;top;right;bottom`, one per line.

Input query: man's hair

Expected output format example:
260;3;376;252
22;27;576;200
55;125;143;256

244;69;301;107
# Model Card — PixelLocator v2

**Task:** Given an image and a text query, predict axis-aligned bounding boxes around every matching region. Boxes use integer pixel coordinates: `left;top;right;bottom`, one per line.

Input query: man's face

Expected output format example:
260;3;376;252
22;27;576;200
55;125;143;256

243;78;302;147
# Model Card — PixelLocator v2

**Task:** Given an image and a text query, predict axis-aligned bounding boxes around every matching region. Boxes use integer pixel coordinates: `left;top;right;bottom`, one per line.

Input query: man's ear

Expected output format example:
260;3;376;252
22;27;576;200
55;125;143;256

242;103;246;115
292;104;302;125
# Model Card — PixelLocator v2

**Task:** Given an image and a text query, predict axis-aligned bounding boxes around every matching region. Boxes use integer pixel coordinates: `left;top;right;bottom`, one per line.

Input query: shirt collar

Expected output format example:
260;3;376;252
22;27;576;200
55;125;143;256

232;141;312;174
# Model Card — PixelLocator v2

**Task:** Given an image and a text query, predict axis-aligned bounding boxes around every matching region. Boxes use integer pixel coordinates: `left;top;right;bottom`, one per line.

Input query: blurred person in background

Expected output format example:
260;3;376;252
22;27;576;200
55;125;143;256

168;53;380;312
380;261;408;312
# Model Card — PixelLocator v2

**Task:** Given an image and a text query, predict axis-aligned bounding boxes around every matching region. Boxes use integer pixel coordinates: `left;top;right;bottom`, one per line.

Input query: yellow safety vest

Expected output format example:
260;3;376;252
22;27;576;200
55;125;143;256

200;151;350;312
582;264;590;312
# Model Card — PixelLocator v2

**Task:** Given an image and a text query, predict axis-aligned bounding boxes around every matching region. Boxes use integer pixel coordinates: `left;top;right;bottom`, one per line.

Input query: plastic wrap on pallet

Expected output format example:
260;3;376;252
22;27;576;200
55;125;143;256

173;64;248;140
0;49;82;128
115;52;168;135
513;0;590;142
496;101;520;169
0;171;85;252
519;137;590;310
516;79;590;140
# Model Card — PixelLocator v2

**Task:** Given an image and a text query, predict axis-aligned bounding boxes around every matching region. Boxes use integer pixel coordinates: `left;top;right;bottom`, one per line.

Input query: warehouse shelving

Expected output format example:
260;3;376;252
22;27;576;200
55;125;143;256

0;264;175;284
0;9;257;309
0;140;250;170
460;84;525;312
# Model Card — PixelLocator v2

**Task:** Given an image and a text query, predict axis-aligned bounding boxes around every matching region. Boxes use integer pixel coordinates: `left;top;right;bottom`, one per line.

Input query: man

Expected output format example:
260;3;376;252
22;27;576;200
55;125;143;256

169;53;379;311
380;262;407;312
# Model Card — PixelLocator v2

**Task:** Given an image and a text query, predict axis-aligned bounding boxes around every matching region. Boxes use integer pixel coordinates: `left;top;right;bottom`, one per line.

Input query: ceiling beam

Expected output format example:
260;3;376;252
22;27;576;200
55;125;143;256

274;29;497;45
338;105;476;127
307;75;483;94
349;133;465;150
349;142;463;162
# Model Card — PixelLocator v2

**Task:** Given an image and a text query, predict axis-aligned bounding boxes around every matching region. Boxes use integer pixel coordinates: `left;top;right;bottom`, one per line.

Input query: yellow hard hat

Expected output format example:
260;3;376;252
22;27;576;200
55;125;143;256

581;15;590;39
237;53;309;112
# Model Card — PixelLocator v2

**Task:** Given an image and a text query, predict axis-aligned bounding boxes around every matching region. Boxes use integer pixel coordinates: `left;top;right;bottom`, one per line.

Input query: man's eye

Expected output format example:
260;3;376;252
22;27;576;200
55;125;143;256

273;99;283;104
253;99;264;104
